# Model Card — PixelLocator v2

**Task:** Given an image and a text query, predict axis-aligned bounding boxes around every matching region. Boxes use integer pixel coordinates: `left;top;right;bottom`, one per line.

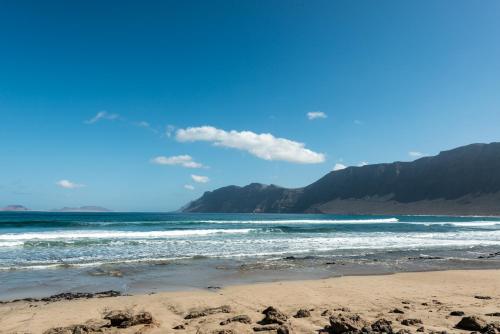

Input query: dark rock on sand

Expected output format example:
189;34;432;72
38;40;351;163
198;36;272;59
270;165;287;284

294;309;311;318
184;305;231;319
390;308;405;314
253;324;280;331
486;313;500;317
482;324;500;334
475;296;493;300
416;327;425;332
401;318;423;326
212;330;235;334
220;315;252;325
43;325;100;334
3;290;121;304
258;306;288;325
450;311;465;316
103;310;153;328
277;325;291;334
173;324;186;330
455;316;488;331
43;310;154;333
371;318;393;333
396;330;412;334
326;313;368;333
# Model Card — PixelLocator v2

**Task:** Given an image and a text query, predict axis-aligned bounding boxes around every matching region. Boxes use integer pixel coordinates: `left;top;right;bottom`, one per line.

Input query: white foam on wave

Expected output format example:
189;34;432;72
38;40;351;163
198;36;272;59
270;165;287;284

0;241;25;247
407;221;500;227
200;218;400;224
0;228;255;242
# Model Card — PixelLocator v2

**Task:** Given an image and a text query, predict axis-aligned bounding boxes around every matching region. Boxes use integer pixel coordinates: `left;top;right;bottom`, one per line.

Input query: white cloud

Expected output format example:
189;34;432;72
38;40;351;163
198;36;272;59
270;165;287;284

191;174;210;183
85;111;119;124
409;151;425;158
151;155;203;168
358;161;368;167
56;179;85;189
176;126;325;164
184;184;195;190
307;111;327;120
333;163;347;171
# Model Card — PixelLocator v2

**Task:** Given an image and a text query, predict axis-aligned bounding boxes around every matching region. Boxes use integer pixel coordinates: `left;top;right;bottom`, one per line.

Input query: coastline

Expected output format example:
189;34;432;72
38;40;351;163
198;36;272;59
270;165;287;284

1;269;499;333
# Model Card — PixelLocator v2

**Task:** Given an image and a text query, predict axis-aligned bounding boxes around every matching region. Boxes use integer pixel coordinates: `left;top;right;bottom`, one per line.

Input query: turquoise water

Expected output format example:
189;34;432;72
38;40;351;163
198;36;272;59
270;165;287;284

1;212;500;299
1;212;500;269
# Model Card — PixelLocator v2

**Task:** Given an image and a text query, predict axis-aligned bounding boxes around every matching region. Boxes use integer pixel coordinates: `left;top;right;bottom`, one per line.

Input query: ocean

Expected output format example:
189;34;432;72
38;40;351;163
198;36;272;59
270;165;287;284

1;212;500;300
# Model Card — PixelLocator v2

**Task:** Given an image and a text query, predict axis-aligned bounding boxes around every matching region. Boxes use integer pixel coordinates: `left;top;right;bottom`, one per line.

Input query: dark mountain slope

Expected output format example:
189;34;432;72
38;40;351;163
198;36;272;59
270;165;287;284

182;143;500;215
183;183;300;213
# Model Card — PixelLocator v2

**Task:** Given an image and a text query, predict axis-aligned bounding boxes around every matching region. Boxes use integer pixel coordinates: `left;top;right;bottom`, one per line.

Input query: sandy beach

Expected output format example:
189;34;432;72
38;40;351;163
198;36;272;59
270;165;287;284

1;269;499;334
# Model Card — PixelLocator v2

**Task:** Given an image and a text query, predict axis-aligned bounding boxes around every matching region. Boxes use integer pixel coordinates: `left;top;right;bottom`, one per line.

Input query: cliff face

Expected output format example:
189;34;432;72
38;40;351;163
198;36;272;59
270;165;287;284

182;143;500;215
183;183;300;213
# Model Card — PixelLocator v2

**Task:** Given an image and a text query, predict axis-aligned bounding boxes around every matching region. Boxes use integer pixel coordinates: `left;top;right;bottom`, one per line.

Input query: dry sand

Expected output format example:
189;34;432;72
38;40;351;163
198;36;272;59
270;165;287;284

1;270;499;334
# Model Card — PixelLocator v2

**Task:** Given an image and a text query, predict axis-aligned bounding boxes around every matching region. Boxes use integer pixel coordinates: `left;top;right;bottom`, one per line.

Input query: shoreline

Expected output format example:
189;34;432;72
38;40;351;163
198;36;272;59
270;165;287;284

2;247;500;302
1;269;499;333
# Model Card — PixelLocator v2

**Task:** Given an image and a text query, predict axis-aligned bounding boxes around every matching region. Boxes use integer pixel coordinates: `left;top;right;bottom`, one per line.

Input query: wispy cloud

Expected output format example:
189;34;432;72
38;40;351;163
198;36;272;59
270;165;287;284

134;121;159;134
184;184;195;190
191;174;210;183
85;111;119;124
56;179;85;189
176;126;325;164
333;163;347;171
151;155;203;168
409;151;426;158
307;111;327;120
165;125;176;138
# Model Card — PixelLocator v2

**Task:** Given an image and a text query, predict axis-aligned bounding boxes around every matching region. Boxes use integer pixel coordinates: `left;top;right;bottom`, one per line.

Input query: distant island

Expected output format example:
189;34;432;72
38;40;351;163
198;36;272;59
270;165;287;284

183;142;500;216
51;206;112;212
0;205;30;212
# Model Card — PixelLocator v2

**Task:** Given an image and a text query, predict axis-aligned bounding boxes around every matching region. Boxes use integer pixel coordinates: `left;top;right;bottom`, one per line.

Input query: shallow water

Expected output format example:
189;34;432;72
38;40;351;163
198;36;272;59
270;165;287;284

1;212;500;299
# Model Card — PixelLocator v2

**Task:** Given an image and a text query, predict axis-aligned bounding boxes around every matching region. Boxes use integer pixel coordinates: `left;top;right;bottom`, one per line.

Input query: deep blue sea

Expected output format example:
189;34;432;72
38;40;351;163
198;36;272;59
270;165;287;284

1;212;500;299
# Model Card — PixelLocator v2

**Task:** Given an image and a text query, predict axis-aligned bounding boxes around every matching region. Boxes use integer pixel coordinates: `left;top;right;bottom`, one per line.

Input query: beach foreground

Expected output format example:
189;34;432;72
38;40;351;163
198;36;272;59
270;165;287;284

1;270;499;334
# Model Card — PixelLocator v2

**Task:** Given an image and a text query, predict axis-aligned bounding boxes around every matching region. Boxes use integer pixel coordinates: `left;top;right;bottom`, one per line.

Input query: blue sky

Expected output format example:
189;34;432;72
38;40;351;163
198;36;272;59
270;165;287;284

1;0;499;211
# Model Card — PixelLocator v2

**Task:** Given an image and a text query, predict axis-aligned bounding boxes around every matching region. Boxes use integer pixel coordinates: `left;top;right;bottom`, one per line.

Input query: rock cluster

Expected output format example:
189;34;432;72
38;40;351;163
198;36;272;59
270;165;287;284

449;311;465;316
294;309;311;318
455;316;488;331
43;310;154;334
185;305;231;319
1;290;121;304
258;306;288;325
103;310;153;328
220;314;252;325
401;318;423;326
322;312;426;334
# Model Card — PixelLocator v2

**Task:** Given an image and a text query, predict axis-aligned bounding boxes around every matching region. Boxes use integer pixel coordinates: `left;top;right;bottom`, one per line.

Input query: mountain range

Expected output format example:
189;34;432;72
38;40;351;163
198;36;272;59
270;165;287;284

182;142;500;215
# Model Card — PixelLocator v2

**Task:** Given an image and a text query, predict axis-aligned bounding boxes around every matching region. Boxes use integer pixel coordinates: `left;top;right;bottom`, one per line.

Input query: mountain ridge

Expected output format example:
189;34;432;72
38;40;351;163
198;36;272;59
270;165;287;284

182;142;500;215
